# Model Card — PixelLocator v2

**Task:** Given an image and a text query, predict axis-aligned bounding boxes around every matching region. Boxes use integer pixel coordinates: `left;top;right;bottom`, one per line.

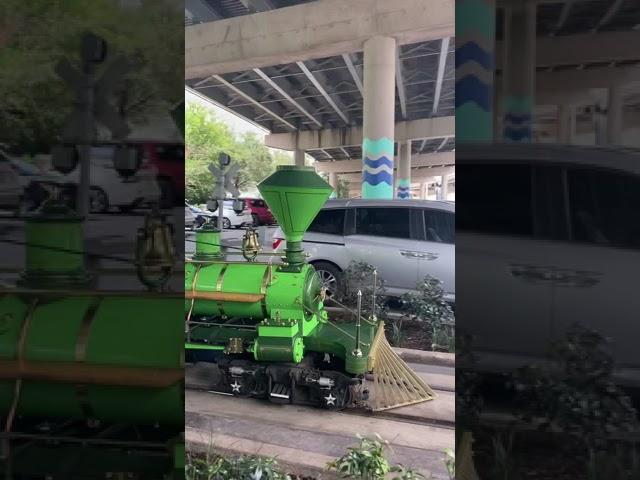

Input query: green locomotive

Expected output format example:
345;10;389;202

185;165;434;411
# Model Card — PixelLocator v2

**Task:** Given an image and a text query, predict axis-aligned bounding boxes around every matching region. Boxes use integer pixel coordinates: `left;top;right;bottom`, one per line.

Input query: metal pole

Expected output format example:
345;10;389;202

354;290;363;357
217;172;224;231
77;63;95;218
371;269;377;321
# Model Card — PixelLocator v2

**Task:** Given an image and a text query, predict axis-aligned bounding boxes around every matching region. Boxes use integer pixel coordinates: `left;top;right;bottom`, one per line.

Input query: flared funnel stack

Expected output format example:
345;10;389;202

258;165;333;268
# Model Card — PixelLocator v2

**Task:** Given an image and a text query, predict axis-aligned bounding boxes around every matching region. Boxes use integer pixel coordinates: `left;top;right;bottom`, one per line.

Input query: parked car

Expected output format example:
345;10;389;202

0;155;20;210
61;144;161;213
187;202;251;229
273;199;455;302
238;197;275;225
141;142;184;208
0;149;72;213
457;143;640;387
185;205;196;230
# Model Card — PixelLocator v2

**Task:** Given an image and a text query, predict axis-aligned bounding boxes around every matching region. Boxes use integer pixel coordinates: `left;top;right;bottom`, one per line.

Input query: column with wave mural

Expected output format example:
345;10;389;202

502;2;535;142
396;140;411;199
456;0;495;143
362;36;396;199
363;137;394;198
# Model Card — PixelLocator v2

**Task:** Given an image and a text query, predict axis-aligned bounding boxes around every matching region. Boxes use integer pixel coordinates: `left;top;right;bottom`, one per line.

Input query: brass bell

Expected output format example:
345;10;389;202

136;210;176;289
241;228;261;261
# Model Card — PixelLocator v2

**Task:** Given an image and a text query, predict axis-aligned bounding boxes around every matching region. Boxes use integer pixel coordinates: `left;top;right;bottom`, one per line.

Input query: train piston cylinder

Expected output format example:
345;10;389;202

253;336;304;363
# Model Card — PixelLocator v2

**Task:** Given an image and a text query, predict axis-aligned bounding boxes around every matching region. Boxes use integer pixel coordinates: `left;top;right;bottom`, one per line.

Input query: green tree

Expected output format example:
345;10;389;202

185;103;296;204
228;132;275;190
0;0;183;152
185;104;235;204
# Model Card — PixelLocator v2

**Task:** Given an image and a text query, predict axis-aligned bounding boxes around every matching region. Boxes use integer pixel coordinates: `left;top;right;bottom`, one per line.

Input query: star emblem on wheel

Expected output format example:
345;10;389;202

324;393;336;406
231;380;242;393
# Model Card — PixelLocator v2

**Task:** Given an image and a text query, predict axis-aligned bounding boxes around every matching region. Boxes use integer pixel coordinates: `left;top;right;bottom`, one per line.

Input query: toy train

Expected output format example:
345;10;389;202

185;165;434;411
0;201;184;477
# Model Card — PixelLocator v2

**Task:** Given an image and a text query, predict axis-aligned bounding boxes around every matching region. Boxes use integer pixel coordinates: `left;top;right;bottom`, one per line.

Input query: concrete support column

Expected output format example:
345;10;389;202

502;0;536;142
607;85;623;145
328;172;338;198
294;149;305;166
396;140;412;199
362;36;396;199
457;0;496;143
439;175;448;200
557;104;571;143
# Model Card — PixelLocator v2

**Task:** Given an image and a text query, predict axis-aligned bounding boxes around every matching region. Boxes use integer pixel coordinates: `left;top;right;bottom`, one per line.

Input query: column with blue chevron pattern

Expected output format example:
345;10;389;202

396;140;411;199
456;0;495;143
362;36;396;198
502;1;536;142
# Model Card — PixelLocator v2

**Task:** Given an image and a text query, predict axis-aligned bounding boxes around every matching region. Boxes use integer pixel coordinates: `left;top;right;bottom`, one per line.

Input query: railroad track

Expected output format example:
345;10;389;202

185;361;454;427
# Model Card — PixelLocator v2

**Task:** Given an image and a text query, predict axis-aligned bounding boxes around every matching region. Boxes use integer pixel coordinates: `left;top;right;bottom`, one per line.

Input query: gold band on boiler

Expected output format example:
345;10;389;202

74;297;102;419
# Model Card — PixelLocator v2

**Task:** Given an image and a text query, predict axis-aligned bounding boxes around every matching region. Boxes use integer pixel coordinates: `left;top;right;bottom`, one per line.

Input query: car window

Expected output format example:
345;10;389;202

155;145;184;162
457;163;533;237
9;159;39;176
424;209;454;244
532;165;568;241
308;208;345;235
252;199;266;208
567;168;640;250
355;207;410;239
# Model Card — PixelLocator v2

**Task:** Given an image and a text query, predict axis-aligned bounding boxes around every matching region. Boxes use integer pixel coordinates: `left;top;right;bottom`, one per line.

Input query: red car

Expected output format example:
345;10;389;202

140;142;184;208
240;197;275;226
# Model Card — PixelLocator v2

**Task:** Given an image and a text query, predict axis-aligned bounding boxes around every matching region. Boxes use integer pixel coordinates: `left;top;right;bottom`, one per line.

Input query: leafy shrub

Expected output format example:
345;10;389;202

336;261;388;321
327;434;427;480
186;451;291;480
327;434;392;479
400;276;455;352
512;324;639;452
443;448;455;480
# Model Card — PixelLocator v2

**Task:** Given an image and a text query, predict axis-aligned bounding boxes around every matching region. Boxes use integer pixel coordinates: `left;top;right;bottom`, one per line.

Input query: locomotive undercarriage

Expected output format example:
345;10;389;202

216;354;369;410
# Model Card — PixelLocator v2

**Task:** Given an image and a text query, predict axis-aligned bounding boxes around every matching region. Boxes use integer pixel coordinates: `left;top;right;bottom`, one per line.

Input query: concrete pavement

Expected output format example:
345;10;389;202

185;359;454;479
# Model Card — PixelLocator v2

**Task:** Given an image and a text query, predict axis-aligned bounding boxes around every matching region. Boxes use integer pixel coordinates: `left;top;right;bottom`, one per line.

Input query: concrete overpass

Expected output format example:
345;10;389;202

185;0;455;199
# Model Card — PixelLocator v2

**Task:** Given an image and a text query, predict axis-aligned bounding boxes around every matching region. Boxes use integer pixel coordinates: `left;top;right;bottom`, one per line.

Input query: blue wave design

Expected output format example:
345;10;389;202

456;42;493;70
503;127;532;142
397;192;410;199
503;113;532;125
363;171;393;186
456;75;491;111
364;156;393;170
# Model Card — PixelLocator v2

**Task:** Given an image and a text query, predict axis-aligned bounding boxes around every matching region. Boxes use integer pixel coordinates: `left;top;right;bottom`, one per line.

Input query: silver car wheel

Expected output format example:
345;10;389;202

317;269;337;297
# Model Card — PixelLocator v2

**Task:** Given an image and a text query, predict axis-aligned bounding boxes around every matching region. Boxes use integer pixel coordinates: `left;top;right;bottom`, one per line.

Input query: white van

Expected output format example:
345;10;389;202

457;143;640;387
273;199;455;303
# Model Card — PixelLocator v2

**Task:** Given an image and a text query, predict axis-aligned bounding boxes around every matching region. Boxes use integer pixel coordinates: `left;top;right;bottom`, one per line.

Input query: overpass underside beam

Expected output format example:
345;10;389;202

264;117;454;151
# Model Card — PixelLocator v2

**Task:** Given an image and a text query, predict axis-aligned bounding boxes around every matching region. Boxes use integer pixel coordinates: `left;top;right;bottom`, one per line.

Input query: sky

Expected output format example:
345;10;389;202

185;88;269;138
